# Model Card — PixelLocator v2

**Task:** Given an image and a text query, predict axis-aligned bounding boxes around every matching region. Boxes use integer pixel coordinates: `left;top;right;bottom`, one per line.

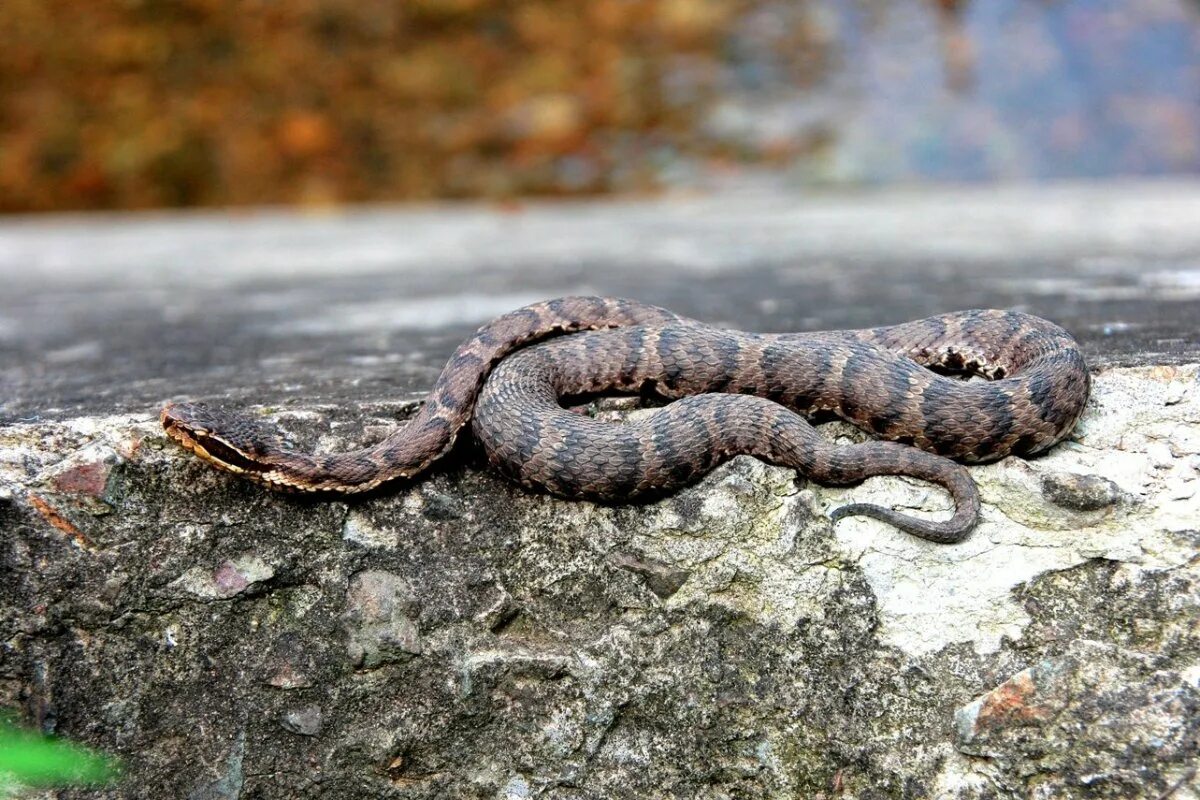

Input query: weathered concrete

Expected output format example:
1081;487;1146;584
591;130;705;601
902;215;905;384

3;180;1200;423
1;182;1199;798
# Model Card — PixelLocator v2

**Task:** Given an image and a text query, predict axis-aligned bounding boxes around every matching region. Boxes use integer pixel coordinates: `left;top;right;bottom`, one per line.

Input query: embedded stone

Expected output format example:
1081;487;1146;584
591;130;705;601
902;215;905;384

171;556;276;600
280;705;323;737
609;551;691;599
344;570;422;668
1040;471;1122;511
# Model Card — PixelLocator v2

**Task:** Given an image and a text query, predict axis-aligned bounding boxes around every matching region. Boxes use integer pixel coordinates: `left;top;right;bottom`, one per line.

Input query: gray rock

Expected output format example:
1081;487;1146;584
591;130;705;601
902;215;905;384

187;732;245;800
608;551;692;599
280;705;323;737
1;361;1196;798
171;555;276;600
262;632;316;690
473;582;520;632
344;569;423;669
1041;471;1123;511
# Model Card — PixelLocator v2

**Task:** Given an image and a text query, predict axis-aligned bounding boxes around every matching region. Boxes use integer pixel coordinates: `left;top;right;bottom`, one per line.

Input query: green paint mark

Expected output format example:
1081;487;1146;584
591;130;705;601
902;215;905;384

0;713;119;795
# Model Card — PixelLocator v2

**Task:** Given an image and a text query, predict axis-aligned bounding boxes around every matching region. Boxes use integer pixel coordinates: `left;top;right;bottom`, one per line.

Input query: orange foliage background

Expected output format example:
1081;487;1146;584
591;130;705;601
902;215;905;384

0;0;763;211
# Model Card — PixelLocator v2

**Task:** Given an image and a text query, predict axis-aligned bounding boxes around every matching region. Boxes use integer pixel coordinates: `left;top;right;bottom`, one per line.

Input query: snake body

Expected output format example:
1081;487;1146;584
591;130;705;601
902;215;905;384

161;296;1090;543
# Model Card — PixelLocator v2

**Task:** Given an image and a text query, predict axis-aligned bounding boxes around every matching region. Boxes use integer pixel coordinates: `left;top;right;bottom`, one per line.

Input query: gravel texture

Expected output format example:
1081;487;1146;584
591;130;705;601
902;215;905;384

0;363;1197;798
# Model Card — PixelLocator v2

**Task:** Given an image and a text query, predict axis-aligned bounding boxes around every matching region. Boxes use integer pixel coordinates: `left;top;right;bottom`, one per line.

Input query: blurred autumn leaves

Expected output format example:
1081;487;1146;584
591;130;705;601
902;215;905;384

0;0;763;211
5;1;1199;211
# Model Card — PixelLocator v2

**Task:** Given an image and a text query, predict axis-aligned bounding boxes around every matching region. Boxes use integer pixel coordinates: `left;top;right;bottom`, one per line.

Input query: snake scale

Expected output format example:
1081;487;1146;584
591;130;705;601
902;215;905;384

161;296;1090;543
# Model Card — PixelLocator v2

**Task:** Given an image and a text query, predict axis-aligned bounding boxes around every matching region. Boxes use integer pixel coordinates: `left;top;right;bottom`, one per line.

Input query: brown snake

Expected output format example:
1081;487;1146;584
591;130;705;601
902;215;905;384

161;296;1090;543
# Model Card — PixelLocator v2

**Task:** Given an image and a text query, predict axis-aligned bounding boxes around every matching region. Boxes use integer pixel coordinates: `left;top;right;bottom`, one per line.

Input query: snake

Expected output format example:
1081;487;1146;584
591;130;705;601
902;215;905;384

160;296;1090;543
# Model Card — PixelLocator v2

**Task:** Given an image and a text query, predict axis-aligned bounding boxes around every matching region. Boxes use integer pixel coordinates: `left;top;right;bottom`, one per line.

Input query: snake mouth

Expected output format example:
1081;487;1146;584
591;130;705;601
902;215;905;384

188;435;269;475
161;407;268;476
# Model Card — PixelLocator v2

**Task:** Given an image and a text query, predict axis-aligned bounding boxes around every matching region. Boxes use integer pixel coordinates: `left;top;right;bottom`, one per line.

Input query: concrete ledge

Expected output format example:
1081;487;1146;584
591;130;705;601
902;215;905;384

2;183;1199;797
1;361;1197;797
2;180;1200;424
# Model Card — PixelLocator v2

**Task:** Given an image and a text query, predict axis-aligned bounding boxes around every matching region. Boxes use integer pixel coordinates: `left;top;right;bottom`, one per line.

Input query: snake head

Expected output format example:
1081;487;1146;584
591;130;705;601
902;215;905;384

161;401;285;477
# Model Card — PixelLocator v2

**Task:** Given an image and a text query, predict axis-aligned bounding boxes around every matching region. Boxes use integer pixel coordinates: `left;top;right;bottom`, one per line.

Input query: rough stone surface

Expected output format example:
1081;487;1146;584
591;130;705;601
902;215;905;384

1;362;1197;798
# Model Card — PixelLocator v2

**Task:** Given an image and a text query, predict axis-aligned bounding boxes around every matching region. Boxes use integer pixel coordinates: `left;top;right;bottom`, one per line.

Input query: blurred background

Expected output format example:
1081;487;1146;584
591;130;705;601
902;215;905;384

2;0;1198;213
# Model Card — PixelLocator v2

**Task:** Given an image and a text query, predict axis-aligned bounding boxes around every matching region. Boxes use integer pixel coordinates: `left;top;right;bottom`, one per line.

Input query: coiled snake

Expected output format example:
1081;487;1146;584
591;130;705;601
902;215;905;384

161;296;1090;543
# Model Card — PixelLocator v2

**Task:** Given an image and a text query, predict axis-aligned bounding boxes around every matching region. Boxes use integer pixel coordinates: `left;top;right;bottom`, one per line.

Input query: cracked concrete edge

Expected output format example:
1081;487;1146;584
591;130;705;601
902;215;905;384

6;181;1200;287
